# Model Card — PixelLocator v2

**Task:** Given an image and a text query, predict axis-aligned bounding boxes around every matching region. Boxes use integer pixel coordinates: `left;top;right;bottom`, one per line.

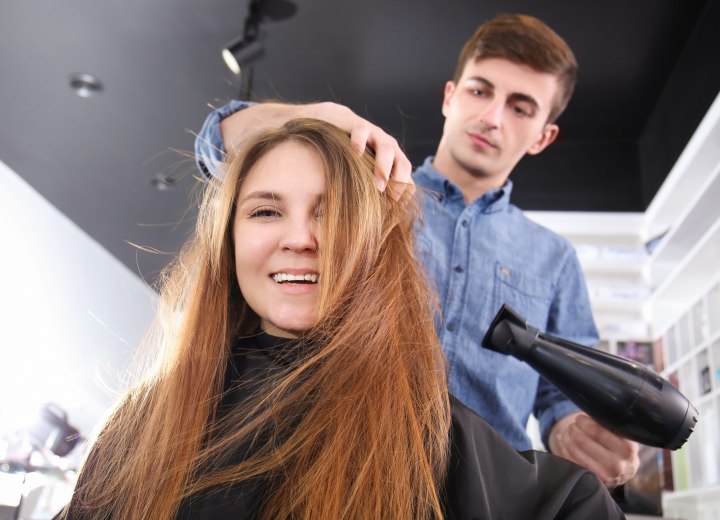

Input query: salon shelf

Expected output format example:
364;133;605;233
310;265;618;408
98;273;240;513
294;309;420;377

646;160;720;287
662;485;720;519
647;218;720;339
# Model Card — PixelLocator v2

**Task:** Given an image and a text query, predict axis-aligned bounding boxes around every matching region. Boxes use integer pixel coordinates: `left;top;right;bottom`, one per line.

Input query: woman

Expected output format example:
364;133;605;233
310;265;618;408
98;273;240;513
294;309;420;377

59;119;622;519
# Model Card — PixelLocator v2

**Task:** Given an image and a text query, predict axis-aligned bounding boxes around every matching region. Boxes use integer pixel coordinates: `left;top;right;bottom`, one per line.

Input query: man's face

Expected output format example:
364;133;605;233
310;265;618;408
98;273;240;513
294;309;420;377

436;57;561;186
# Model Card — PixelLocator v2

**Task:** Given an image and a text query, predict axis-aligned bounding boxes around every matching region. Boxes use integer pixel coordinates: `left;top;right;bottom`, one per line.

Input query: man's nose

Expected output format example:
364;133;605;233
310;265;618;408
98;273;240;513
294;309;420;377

281;218;318;253
479;98;503;129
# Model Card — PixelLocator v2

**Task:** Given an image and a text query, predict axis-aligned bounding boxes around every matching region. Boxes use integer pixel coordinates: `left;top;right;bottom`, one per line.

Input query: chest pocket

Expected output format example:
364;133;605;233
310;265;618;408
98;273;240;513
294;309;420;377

492;262;554;329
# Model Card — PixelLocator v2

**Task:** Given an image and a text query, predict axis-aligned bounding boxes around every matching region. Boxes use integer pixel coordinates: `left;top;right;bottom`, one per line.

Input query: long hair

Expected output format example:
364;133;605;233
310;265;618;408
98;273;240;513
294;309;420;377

61;119;451;519
453;14;578;123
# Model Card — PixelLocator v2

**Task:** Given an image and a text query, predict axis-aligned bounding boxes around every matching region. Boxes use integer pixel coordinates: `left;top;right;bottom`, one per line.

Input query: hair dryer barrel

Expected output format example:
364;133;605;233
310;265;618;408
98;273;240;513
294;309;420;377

482;304;698;450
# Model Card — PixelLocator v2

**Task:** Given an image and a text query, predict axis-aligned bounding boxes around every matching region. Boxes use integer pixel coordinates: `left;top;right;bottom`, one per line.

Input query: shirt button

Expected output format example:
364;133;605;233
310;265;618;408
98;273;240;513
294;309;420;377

454;265;464;273
447;322;456;332
461;220;468;228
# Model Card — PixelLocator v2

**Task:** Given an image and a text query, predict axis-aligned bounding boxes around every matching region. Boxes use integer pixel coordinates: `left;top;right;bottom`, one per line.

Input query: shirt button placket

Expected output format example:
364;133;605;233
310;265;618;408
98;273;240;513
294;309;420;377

445;211;471;341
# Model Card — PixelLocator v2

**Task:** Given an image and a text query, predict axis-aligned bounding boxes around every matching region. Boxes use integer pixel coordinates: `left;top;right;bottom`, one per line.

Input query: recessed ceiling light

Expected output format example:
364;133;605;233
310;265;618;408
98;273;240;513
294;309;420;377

151;172;177;191
69;73;103;98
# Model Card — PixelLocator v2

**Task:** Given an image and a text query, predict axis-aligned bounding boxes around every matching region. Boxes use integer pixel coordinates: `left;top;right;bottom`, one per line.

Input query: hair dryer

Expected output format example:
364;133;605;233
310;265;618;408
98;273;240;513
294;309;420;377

482;304;698;450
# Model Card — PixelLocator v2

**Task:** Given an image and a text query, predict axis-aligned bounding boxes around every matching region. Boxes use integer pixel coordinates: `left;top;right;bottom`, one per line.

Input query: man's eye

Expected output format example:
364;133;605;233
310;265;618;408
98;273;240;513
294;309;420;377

471;89;486;97
249;207;280;218
512;105;533;117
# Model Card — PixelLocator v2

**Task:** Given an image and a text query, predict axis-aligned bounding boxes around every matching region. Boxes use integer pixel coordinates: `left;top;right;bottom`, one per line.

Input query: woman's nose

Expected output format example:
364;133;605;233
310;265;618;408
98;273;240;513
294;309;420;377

280;218;318;253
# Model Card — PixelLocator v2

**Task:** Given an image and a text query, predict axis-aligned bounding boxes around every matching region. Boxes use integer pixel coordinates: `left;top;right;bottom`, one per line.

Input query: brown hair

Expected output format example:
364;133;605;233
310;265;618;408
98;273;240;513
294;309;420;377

453;14;578;122
61;119;451;519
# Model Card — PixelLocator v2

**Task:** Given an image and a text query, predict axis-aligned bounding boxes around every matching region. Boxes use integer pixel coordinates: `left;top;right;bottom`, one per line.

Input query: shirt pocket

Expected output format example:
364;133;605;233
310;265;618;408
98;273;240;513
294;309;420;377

492;261;554;329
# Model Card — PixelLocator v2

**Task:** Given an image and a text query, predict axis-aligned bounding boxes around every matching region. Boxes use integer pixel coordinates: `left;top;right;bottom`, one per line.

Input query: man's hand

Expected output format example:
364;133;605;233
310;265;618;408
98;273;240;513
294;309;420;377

548;412;640;488
220;101;414;199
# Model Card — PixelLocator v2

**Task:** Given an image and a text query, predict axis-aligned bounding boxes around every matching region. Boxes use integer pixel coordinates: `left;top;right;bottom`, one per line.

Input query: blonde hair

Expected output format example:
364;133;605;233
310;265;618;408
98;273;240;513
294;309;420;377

61;119;450;519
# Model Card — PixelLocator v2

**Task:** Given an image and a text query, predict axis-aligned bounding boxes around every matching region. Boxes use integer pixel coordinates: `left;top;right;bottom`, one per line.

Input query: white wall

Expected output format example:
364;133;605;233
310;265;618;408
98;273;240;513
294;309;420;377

0;159;157;441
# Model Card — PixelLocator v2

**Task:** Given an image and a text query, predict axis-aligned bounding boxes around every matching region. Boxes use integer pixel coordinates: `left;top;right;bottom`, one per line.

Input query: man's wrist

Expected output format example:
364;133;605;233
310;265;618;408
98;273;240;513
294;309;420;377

195;100;255;180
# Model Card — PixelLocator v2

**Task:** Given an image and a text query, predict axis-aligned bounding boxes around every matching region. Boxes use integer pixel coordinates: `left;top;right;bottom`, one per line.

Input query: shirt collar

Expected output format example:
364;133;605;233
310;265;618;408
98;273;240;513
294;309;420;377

415;157;513;213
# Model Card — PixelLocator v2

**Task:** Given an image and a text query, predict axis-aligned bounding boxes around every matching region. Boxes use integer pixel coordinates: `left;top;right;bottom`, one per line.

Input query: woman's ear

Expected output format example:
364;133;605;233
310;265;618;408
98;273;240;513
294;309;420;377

527;123;559;155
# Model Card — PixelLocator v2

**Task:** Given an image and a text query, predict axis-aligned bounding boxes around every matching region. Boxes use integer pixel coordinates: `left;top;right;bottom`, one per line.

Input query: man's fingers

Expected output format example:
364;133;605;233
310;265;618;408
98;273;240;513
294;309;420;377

372;139;399;191
562;418;640;487
385;152;414;201
575;416;640;462
349;123;370;155
333;104;413;196
389;147;413;184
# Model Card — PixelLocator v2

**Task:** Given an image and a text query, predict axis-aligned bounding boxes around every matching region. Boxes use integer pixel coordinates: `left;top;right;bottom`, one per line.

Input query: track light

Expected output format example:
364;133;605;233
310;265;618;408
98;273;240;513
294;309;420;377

222;36;264;75
221;0;297;75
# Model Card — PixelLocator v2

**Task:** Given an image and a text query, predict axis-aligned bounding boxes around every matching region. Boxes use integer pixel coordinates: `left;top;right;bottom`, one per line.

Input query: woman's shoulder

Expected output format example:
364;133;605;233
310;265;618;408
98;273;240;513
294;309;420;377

445;395;624;519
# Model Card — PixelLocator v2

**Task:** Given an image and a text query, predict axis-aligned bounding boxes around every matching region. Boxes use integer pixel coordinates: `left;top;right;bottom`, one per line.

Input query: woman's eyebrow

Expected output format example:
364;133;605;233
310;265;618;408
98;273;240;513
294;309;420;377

238;191;282;206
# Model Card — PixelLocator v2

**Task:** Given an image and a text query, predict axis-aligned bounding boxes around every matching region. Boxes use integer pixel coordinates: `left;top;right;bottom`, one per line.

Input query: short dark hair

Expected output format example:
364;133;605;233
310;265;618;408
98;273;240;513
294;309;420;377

453;14;578;123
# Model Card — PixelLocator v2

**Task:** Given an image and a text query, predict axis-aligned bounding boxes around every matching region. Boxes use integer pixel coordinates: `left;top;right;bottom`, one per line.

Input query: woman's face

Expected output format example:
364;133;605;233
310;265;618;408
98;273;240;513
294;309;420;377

233;141;323;338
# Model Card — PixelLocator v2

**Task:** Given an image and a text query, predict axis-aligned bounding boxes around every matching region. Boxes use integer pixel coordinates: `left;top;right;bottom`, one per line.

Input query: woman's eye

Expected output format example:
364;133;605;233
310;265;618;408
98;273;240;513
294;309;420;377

249;207;280;218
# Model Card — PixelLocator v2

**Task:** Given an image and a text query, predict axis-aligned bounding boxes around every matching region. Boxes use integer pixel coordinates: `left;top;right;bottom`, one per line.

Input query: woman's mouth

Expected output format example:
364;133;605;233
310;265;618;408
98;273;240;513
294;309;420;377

271;272;319;284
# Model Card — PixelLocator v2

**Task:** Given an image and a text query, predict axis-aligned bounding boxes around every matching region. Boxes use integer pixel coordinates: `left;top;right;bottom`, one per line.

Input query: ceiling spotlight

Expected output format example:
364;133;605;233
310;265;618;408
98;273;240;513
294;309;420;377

221;0;293;75
151;172;178;191
69;72;103;98
222;37;264;75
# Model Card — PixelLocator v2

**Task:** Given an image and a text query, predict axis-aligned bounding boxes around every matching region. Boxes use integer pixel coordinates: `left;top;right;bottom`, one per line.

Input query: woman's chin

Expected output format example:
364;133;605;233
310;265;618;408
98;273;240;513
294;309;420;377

261;318;313;339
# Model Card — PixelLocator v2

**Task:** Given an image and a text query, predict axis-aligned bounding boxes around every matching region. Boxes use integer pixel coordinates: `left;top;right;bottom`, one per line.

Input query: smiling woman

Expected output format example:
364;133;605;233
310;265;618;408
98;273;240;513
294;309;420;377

232;141;324;338
56;118;450;519
56;119;622;520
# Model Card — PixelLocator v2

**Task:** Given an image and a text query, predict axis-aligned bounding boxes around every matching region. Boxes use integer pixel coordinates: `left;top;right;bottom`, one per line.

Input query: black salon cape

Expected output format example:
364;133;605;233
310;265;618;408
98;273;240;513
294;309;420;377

64;333;624;519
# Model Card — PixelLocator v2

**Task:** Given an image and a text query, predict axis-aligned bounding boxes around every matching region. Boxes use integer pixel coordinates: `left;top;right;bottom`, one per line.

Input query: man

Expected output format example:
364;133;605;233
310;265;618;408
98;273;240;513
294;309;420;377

195;14;639;487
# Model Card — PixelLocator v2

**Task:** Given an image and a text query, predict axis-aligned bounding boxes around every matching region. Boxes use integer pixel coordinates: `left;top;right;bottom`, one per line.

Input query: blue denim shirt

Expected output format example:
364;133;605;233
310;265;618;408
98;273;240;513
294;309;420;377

195;102;599;451
414;159;598;450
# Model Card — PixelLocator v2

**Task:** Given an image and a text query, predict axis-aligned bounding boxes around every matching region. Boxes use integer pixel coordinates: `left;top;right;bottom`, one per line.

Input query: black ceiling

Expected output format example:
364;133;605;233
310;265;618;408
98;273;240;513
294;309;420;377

1;0;719;282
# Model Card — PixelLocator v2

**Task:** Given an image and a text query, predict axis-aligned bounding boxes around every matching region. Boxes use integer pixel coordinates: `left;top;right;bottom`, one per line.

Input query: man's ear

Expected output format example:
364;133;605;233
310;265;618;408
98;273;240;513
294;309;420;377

527;123;559;155
441;81;456;117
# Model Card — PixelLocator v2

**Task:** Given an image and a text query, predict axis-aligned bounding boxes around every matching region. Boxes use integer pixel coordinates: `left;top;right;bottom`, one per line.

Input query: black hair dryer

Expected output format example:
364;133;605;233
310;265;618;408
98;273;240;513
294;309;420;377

482;304;698;450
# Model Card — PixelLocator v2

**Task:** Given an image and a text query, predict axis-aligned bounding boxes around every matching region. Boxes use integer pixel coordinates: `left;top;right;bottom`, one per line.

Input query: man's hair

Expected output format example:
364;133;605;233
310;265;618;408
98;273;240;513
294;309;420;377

453;14;578;123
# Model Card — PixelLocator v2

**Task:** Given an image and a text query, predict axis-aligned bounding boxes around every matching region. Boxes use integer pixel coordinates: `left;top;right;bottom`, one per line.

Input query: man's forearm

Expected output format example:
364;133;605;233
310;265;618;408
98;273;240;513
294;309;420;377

195;99;413;192
220;102;313;155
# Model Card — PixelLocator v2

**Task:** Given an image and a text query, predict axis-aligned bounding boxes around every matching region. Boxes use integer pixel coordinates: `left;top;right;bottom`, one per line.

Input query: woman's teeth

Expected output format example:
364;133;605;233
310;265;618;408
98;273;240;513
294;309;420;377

272;273;318;284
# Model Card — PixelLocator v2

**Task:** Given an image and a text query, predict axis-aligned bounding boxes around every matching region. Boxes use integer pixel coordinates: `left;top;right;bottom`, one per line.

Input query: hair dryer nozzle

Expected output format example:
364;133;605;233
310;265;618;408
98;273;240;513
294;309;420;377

482;304;539;359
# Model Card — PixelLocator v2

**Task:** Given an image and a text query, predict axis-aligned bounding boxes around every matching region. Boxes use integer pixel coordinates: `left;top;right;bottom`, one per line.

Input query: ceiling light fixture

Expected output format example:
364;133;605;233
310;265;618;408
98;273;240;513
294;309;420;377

222;0;264;76
69;73;103;98
222;37;264;76
221;0;297;76
151;172;178;191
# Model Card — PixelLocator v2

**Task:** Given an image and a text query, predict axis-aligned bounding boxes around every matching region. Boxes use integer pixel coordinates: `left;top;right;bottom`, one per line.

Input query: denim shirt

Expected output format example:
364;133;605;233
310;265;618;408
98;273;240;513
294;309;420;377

195;99;256;179
413;159;599;450
195;102;599;451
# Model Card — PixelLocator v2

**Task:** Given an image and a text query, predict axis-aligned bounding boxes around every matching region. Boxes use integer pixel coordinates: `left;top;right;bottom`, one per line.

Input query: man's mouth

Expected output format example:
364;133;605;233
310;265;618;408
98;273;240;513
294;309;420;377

468;132;497;149
271;272;319;284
